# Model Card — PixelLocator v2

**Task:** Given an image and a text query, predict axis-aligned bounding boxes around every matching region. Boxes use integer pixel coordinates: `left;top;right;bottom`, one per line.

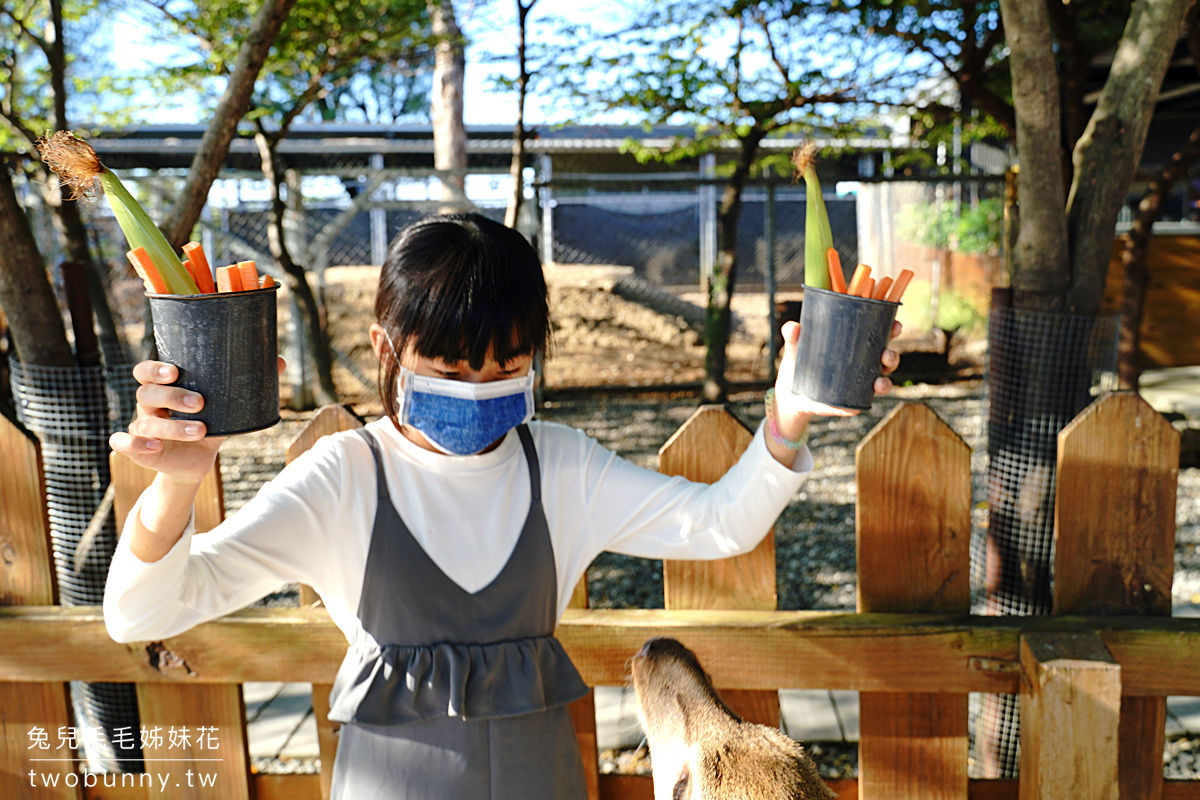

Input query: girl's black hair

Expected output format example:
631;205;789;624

375;213;551;421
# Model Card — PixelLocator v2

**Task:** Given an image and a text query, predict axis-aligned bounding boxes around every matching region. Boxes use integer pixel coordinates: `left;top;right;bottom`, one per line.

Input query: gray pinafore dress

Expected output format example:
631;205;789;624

326;425;591;799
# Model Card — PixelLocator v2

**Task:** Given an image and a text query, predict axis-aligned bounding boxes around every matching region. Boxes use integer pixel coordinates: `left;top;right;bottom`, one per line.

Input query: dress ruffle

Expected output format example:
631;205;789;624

327;635;590;726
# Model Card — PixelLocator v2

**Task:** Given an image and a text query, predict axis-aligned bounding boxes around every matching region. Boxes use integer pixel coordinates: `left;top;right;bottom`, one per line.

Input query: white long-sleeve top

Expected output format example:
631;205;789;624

104;418;812;646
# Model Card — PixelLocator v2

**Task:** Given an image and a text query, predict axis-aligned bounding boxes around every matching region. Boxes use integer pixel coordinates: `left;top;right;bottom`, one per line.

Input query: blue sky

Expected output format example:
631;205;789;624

107;0;627;127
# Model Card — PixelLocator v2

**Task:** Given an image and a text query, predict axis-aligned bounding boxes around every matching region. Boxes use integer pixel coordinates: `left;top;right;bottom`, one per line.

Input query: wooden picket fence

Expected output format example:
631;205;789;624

3;393;1200;799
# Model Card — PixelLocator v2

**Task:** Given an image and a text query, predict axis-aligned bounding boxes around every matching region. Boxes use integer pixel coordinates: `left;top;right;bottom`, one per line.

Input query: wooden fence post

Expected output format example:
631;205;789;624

856;402;971;800
1018;631;1121;800
284;404;363;800
0;411;77;799
1054;392;1179;800
659;405;779;727
567;576;601;800
111;451;252;800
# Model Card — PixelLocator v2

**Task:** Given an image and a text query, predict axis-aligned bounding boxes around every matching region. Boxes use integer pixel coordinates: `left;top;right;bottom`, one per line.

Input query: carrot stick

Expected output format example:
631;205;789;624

182;259;205;293
127;247;169;294
872;276;894;300
826;248;847;293
237;260;259;292
858;277;875;299
846;264;872;297
216;265;243;293
182;242;217;294
259;274;276;289
885;269;915;303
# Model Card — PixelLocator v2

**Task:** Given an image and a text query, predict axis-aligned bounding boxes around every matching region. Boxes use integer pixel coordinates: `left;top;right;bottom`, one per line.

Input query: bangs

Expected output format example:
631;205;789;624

395;267;546;368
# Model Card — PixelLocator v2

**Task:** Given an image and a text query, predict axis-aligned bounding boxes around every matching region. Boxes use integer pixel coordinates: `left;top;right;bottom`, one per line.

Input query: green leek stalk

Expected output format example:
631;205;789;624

35;131;199;295
97;169;199;295
794;144;833;291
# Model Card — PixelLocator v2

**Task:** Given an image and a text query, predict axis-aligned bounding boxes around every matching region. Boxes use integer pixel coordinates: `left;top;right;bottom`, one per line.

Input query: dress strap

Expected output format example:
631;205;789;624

355;428;389;500
515;424;541;502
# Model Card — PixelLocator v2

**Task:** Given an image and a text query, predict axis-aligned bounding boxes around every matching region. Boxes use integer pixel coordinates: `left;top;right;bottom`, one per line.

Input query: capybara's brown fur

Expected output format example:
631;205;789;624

631;637;835;800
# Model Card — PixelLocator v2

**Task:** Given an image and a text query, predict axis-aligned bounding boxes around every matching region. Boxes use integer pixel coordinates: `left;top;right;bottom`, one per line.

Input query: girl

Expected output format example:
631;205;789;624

105;213;898;799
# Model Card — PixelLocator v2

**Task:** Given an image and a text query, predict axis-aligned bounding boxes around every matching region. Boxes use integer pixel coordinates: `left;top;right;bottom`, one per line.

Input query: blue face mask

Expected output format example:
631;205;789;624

396;365;535;455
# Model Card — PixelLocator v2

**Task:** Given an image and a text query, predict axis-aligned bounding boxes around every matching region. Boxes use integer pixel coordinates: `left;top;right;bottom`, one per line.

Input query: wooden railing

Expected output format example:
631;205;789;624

2;393;1198;799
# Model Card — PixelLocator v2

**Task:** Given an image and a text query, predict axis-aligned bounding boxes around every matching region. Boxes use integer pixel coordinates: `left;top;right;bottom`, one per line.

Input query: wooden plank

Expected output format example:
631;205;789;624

568;690;601;800
857;402;971;800
9;606;1200;695
112;447;243;800
1056;392;1178;800
0;411;57;605
0;410;79;800
566;571;601;800
599;773;653;800
1;682;78;800
856;403;972;613
591;776;1200;800
283;405;364;797
284;404;363;465
135;682;251;800
252;773;323;800
658;406;777;612
110;453;224;536
1055;392;1177;617
1102;235;1200;368
659;405;778;728
1018;632;1121;800
308;683;337;800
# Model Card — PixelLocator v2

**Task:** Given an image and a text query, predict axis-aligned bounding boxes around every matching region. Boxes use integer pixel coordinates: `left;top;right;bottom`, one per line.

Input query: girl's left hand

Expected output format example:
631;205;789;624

770;319;902;436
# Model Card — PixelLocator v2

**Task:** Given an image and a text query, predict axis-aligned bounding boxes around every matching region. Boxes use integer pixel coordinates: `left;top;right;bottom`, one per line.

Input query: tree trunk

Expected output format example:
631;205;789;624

254;131;338;409
0;162;74;367
40;0;129;362
39;176;129;361
1118;119;1200;390
1065;0;1191;315
505;0;536;230
703;130;764;403
996;0;1070;309
428;0;468;212
159;0;297;248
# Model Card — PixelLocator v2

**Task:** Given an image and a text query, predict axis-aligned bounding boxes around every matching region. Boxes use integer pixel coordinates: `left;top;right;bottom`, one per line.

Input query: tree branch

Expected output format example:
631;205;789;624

755;9;790;89
1;6;50;54
138;0;217;54
159;0;297;248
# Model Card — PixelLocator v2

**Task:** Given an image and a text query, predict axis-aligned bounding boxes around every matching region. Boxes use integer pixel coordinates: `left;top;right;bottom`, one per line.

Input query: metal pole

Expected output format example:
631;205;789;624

539;154;554;266
765;182;778;382
699;153;717;293
370;153;387;266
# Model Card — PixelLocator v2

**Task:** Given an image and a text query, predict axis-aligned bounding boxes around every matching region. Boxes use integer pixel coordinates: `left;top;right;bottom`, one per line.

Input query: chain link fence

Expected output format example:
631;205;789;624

545;181;858;289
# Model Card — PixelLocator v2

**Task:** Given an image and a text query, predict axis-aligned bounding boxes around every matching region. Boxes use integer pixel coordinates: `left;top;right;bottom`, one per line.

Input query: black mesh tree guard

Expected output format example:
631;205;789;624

10;360;142;774
970;301;1119;777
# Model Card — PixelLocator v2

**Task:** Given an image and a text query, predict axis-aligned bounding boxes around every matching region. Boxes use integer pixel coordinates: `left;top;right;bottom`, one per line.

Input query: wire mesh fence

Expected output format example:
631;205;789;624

9;359;142;774
968;305;1120;778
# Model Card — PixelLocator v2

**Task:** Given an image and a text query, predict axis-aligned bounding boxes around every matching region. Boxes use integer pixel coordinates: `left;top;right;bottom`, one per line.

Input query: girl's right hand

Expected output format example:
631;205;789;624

109;361;226;485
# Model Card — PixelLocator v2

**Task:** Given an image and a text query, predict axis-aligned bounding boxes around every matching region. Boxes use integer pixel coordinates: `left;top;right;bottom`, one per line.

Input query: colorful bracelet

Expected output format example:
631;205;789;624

764;388;807;450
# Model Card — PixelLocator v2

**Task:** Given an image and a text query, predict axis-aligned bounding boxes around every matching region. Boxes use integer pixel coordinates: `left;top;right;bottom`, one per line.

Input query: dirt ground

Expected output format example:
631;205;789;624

319;263;838;406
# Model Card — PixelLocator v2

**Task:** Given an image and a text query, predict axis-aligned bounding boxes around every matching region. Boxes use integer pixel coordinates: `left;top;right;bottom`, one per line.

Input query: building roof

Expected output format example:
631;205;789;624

82;123;898;175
